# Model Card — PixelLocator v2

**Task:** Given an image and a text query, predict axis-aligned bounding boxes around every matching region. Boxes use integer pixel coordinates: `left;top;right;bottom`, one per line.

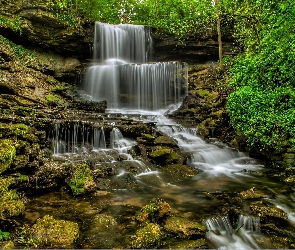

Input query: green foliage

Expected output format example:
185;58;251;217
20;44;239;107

0;229;10;241
227;0;295;154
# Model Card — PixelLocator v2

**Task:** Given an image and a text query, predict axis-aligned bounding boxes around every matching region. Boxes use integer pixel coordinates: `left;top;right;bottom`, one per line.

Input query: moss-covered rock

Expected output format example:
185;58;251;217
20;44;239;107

136;198;171;224
250;202;288;220
0;177;25;219
164;216;206;239
0;139;16;174
68;163;96;195
131;223;162;249
149;146;184;165
31;215;79;248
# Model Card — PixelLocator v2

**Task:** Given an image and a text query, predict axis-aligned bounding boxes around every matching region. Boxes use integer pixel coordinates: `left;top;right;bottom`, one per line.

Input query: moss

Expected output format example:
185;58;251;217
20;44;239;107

131;223;162;249
11;154;29;169
45;94;65;107
164;216;206;239
250;202;288;219
154;136;178;147
149;146;172;158
136;198;171;224
68;163;96;195
141;133;155;140
31;215;79;248
0;240;15;249
0;139;16;174
92;214;118;230
0;177;25;219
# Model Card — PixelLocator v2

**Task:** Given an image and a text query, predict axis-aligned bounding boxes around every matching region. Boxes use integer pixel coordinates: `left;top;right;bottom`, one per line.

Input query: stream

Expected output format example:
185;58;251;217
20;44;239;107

23;22;295;249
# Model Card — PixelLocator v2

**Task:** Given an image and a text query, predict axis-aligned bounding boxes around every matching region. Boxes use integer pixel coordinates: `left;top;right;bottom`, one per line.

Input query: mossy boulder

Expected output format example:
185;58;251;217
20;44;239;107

131;223;162;249
149;146;184;165
136;198;171;224
164;216;206;239
0;177;25;219
31;215;79;248
250;202;288;220
0;139;16;174
68;163;96;195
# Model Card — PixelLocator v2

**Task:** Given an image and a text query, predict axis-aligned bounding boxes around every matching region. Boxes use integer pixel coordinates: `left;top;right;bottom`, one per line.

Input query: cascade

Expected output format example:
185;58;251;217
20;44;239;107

49;121;131;155
83;22;188;110
205;215;261;249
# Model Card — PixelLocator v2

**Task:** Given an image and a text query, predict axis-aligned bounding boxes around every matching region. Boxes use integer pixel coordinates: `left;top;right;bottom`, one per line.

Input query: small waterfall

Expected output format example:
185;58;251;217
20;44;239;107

205;215;261;249
50;122;134;155
83;22;188;111
92;127;106;150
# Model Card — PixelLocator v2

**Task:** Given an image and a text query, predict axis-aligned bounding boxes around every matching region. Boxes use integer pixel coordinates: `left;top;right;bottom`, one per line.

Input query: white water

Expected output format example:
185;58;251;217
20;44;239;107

206;215;261;249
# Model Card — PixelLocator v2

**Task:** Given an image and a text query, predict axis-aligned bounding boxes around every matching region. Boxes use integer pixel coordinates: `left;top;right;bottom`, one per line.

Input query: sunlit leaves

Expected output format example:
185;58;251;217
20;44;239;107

227;0;295;153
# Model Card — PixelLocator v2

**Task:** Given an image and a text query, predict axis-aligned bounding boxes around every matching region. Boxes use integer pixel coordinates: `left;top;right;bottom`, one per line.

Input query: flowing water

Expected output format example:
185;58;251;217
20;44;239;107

29;22;295;249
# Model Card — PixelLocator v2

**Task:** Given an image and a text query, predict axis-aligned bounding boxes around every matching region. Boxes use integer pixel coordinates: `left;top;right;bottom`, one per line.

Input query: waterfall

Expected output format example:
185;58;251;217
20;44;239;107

205;215;261;249
83;22;188;111
93;22;152;63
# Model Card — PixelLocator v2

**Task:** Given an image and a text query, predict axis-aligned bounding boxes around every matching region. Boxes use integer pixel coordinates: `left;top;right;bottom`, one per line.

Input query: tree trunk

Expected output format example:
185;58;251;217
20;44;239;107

215;0;224;71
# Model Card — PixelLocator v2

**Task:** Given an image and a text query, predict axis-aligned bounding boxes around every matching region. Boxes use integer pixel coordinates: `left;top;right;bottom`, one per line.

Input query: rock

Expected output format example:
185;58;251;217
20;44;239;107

0;241;15;249
131;223;162;249
239;187;269;199
250;202;287;219
0;177;25;219
161;164;197;182
68;163;96;195
164;216;206;239
30;161;69;191
284;175;295;183
31;215;79;248
136;198;171;223
82;214;119;249
170;238;209;249
0;139;16;174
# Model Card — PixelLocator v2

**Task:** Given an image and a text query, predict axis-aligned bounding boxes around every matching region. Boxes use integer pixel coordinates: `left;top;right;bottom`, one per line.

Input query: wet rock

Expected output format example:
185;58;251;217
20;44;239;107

239;187;271;199
31;215;79;248
170;238;209;249
82;214;120;249
136;198;171;224
29;161;69;191
69;100;107;113
250;201;288;227
161;164;197;182
164;216;206;239
68;163;96;195
131;223;162;249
